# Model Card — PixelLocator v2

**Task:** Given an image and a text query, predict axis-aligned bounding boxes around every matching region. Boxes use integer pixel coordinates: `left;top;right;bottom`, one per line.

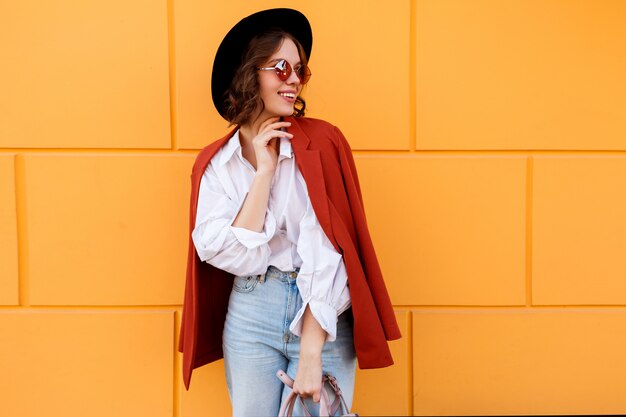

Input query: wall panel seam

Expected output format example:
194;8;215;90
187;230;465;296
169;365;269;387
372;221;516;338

410;0;416;152
392;305;626;309
0;306;182;311
167;0;177;151
526;156;533;307
0;149;198;154
173;309;180;417
407;310;414;416
14;154;29;307
4;149;626;155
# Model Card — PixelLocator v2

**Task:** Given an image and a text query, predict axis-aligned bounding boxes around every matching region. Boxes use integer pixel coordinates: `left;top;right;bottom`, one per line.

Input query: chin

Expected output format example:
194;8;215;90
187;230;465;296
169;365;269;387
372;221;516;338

270;107;295;117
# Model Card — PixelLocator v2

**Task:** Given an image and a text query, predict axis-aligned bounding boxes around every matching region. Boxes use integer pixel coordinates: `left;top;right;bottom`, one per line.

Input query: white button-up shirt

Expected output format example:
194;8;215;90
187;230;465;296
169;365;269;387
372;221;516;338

191;129;351;342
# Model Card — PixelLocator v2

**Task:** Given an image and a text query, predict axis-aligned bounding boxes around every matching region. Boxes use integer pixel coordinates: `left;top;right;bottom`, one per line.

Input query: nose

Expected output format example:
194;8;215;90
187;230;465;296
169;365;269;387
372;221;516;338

285;64;300;86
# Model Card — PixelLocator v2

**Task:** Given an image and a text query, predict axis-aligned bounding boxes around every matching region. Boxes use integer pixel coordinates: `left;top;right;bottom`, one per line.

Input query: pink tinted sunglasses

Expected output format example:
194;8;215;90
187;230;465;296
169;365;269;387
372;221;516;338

258;59;312;85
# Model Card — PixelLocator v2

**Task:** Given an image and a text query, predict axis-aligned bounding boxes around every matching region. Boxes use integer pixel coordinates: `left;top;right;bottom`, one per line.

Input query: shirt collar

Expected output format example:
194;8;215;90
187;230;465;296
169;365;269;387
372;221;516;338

218;129;293;167
217;130;241;167
278;136;293;160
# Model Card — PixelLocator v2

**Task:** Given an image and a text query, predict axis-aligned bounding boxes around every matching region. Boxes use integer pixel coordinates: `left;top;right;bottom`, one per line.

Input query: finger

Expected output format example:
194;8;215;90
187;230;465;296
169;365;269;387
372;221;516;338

258;117;284;133
275;129;293;138
313;392;320;403
258;130;293;144
261;121;292;134
253;130;291;145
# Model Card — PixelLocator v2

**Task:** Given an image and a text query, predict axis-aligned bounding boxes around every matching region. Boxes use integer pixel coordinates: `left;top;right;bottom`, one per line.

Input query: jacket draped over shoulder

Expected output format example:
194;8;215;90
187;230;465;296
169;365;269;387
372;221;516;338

178;116;401;390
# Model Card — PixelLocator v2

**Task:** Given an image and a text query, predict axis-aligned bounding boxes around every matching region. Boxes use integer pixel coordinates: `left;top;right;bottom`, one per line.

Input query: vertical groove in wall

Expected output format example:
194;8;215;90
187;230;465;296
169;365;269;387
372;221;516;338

14;154;29;306
173;309;180;417
526;156;534;306
169;0;180;409
407;310;414;416
409;0;417;152
167;0;178;150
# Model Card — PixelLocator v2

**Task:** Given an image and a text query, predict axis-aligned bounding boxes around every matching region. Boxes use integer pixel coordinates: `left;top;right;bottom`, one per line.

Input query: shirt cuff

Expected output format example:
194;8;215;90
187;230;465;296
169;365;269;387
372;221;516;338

229;208;276;249
289;298;339;342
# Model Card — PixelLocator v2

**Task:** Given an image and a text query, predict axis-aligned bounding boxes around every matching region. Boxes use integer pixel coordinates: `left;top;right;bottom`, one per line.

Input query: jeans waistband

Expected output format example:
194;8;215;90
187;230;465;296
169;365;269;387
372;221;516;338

253;265;301;283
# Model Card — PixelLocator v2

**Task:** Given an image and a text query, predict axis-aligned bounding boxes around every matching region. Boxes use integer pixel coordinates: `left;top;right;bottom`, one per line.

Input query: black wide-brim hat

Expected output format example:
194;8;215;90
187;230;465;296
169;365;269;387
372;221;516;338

211;8;313;120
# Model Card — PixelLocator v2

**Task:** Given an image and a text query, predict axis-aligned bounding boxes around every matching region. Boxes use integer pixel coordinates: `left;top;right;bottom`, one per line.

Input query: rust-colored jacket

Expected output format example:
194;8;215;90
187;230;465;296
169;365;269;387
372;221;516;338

178;116;401;390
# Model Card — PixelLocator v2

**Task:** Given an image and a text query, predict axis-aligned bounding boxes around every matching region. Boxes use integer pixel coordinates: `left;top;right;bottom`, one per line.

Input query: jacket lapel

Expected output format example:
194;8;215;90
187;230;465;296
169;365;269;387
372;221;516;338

287;117;334;247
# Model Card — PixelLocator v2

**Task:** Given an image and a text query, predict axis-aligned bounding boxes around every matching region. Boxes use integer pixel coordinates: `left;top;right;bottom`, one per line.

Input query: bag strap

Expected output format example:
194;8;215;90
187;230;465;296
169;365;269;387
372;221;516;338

276;370;358;416
323;374;353;416
276;370;332;417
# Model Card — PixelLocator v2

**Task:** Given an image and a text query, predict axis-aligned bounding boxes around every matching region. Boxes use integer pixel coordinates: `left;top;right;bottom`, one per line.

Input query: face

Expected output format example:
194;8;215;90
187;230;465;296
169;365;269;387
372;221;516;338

256;37;304;121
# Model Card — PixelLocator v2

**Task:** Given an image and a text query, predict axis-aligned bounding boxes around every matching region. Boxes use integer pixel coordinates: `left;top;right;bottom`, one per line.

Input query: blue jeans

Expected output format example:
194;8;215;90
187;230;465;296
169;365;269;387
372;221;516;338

223;265;357;417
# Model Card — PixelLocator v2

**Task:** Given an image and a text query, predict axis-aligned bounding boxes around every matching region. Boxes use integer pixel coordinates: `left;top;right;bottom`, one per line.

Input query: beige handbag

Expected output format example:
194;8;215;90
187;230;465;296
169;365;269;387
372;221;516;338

276;370;358;417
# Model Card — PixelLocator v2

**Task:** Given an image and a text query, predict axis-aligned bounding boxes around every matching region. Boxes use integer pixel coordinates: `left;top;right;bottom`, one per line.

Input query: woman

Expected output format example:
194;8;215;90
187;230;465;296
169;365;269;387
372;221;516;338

178;8;401;416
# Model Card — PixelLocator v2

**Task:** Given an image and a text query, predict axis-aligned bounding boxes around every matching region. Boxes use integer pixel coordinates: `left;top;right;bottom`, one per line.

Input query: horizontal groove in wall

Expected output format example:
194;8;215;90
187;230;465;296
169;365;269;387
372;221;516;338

394;305;626;309
2;148;626;156
3;305;626;311
0;305;182;311
0;148;200;154
355;150;626;155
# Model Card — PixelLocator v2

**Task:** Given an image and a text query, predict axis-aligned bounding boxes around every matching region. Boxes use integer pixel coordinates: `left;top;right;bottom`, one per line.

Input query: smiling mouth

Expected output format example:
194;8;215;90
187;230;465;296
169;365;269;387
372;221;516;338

278;92;296;99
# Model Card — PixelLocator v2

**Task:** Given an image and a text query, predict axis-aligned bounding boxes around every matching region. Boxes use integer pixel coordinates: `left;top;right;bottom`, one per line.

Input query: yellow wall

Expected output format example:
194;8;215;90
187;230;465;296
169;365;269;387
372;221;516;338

1;0;625;415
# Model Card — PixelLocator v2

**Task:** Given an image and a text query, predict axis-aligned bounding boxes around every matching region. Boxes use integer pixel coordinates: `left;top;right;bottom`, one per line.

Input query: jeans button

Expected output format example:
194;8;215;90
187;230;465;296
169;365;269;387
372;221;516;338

290;272;297;278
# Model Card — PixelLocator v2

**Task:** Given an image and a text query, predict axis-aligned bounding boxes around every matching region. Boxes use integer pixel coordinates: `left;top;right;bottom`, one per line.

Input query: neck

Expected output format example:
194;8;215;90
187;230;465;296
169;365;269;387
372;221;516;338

238;118;263;146
239;104;268;143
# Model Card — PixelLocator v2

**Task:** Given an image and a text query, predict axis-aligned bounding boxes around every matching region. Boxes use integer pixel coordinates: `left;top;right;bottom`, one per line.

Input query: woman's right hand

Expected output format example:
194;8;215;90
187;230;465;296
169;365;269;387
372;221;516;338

252;117;293;175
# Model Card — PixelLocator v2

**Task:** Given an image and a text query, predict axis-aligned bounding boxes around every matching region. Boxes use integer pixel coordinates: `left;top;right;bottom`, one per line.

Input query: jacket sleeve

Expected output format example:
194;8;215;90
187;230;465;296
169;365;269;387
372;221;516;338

333;126;365;211
191;161;275;276
332;125;403;342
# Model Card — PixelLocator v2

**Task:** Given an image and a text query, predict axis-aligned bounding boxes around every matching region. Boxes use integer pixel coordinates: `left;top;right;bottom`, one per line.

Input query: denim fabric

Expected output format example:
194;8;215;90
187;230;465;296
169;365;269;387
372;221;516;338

223;265;357;417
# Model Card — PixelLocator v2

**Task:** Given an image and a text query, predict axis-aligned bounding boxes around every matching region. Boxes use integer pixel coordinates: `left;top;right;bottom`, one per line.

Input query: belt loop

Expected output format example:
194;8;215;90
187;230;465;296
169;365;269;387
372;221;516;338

259;273;266;283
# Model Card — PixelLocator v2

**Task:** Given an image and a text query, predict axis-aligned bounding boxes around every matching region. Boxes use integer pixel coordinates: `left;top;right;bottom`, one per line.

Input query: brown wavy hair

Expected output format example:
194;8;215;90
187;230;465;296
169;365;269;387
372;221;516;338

223;29;308;126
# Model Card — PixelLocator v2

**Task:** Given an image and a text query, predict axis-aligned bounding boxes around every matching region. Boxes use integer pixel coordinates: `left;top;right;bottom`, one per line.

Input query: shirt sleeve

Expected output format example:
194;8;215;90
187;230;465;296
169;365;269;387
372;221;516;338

191;162;276;276
289;194;352;343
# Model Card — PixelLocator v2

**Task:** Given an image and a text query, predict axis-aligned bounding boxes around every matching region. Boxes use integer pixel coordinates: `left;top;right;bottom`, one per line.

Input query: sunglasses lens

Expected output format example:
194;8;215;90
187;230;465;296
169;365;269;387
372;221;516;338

296;65;311;84
265;60;310;84
275;60;291;81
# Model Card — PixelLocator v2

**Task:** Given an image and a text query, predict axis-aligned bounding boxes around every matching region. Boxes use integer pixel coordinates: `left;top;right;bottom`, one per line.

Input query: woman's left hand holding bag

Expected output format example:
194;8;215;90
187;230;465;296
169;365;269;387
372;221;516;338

292;304;326;402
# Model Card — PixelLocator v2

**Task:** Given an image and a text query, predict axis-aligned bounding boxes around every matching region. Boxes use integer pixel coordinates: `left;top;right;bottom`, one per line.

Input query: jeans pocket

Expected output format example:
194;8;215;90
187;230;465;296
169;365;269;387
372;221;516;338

232;275;260;293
